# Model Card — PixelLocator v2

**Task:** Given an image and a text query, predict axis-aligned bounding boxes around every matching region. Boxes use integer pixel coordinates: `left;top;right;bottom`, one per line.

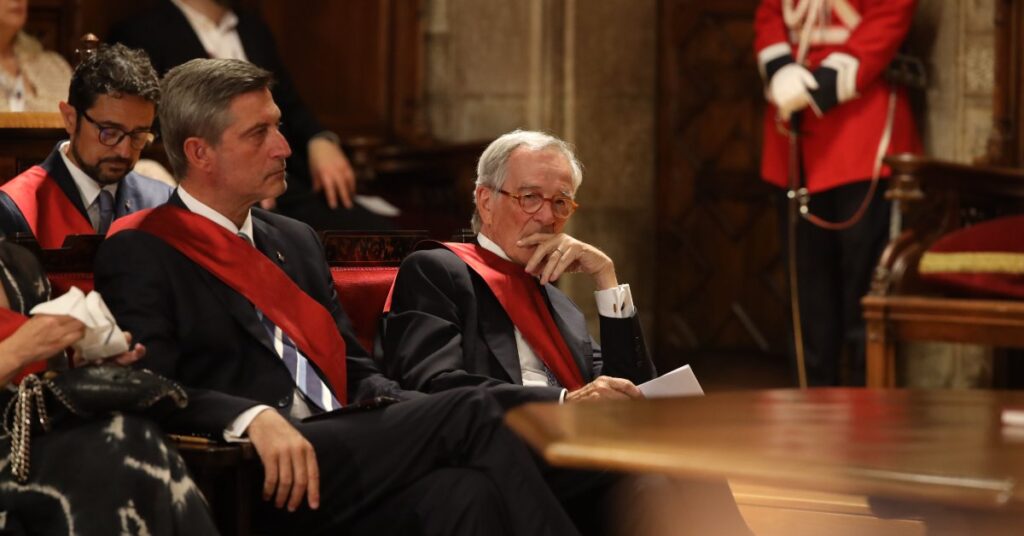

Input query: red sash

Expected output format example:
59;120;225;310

0;167;94;248
390;241;584;390
109;206;348;403
0;308;47;380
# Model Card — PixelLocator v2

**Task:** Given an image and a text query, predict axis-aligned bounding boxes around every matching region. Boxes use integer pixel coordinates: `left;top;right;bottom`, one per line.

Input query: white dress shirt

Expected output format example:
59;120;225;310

170;0;247;61
476;233;636;400
58;141;118;231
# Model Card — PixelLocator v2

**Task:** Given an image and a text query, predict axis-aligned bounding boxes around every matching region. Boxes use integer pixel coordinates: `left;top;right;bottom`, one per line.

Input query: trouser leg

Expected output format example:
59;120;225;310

258;388;579;535
346;468;510;536
836;180;891;386
778;189;843;386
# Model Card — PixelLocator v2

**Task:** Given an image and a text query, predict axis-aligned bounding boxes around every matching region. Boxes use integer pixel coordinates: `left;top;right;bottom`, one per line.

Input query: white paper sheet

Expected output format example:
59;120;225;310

638;364;704;398
354;195;401;217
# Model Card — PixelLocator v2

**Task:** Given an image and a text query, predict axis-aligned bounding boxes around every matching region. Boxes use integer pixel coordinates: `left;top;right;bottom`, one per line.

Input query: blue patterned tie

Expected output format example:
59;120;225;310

238;232;340;411
96;190;114;234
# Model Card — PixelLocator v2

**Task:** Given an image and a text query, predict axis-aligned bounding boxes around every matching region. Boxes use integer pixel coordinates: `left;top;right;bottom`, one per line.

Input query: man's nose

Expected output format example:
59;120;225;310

533;199;557;224
271;128;292;159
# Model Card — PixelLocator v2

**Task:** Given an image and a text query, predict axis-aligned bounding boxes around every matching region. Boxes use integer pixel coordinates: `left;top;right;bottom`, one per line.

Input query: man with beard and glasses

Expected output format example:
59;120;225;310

0;43;171;248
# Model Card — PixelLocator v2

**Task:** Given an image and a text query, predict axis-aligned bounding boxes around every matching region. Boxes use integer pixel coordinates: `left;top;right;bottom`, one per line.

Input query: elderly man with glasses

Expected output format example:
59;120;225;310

0;44;171;248
379;131;761;536
381;129;655;409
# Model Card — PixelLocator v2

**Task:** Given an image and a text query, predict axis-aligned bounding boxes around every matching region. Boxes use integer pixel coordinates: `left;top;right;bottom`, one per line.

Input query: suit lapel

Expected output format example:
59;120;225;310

40;144;90;224
543;285;592;381
475;279;524;384
169;193;277;357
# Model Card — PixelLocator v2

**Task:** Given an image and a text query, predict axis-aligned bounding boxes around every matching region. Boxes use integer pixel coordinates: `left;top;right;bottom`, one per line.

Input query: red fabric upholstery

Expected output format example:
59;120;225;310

330;266;399;352
48;272;95;296
919;215;1024;299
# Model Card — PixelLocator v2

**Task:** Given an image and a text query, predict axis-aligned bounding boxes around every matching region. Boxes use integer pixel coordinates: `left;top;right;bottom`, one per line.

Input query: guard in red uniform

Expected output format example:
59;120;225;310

755;0;921;385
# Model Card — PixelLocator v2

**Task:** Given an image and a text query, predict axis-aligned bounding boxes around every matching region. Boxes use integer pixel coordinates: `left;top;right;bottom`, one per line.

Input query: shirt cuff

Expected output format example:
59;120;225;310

559;388;568;404
595;284;635;318
223;405;272;443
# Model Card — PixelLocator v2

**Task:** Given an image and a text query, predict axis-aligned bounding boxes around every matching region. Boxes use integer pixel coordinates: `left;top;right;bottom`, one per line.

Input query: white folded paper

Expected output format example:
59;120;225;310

29;287;129;361
638;364;704;398
354;195;401;217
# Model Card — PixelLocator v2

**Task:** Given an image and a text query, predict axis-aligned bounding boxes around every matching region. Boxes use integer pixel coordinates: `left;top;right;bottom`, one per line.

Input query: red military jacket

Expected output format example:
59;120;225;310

754;0;922;193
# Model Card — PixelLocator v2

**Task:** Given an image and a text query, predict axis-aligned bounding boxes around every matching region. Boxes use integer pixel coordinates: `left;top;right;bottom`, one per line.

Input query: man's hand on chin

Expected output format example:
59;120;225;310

565;375;643;402
519;232;619;290
246;409;320;512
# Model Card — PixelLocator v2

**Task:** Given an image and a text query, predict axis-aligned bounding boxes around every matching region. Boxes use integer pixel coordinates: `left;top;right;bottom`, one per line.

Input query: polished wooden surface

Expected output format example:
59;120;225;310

506;388;1024;512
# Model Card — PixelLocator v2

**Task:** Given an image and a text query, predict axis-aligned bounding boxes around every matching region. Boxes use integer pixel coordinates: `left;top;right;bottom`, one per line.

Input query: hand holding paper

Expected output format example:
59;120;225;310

30;287;129;361
638;364;704;398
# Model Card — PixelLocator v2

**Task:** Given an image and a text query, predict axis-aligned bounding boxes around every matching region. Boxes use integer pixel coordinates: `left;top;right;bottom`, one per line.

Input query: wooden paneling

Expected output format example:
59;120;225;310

656;0;788;373
253;0;425;141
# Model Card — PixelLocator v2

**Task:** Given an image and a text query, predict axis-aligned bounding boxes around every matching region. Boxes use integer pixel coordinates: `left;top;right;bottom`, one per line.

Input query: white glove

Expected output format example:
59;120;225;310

768;63;819;121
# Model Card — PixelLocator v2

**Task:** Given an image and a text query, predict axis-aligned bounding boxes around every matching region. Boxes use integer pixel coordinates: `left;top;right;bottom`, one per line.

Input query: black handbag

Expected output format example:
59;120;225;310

3;365;188;482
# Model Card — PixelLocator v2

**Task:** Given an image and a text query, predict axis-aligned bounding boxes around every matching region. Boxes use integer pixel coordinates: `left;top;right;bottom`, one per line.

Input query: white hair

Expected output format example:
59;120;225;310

471;130;583;232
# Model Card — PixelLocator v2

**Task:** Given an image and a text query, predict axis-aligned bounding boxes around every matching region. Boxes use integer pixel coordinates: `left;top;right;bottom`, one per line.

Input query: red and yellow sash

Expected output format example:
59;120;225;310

0;167;94;248
109;206;348;403
389;241;584;390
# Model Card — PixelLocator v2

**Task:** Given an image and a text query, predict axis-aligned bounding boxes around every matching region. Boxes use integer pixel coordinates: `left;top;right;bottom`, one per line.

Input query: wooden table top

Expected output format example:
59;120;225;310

505;388;1024;511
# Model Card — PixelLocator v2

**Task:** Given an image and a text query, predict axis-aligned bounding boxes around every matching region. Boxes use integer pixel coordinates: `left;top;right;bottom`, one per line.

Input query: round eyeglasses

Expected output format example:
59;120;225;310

497;189;578;220
81;110;156;150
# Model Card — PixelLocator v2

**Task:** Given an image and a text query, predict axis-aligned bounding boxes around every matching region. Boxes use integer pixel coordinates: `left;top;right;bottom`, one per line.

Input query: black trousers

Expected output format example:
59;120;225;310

254;388;580;536
777;180;891;386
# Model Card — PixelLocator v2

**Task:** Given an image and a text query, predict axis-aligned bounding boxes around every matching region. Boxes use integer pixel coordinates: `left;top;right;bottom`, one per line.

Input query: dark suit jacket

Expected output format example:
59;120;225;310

109;1;322;199
0;143;172;238
94;194;409;435
381;247;655;408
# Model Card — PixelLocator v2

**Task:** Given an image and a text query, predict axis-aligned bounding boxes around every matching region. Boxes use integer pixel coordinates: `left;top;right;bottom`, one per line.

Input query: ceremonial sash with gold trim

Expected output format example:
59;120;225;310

109;206;348;403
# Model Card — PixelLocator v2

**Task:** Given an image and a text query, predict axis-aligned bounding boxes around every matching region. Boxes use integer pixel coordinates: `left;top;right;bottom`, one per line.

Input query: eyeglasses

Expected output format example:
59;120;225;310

80;110;156;150
497;189;578;220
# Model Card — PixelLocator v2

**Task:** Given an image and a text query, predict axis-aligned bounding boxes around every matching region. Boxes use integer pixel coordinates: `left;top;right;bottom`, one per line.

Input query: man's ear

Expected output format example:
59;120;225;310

58;102;77;137
182;137;213;172
475;186;494;227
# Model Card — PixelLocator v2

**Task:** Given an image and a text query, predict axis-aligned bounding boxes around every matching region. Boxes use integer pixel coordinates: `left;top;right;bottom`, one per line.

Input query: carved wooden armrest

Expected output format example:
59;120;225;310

872;154;1024;297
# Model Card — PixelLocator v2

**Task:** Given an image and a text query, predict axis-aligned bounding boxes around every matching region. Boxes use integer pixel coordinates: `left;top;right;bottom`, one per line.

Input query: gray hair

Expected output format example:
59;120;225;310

471;129;583;232
159;58;275;178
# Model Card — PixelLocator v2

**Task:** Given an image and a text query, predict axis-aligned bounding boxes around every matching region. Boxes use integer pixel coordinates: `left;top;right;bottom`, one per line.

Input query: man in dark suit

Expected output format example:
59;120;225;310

381;129;655;408
95;58;578;535
108;0;388;231
0;44;171;248
381;131;754;536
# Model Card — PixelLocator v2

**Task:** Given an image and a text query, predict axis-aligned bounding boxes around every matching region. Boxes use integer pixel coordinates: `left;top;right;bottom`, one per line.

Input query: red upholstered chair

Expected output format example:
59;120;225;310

320;230;428;350
331;265;399;352
862;155;1024;387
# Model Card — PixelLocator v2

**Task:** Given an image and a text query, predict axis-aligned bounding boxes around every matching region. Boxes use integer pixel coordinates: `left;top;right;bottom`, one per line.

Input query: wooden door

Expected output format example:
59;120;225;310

656;0;790;378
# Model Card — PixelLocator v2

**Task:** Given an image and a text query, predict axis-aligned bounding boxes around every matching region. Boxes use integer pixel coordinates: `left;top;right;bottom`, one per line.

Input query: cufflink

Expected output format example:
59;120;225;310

276;251;285;262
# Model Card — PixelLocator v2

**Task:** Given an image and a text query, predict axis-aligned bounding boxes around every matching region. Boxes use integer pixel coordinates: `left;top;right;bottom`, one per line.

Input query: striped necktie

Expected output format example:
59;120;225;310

238;231;340;411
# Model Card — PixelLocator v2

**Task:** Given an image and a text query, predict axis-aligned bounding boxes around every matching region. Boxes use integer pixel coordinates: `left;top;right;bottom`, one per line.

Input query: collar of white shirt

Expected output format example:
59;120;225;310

177;184;254;240
59;141;118;212
170;0;239;34
476;232;513;261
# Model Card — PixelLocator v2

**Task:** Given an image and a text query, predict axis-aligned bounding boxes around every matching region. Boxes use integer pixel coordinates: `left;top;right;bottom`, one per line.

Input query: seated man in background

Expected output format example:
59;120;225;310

381;129;655;408
95;58;579;536
381;130;753;536
109;0;391;230
0;44;171;248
